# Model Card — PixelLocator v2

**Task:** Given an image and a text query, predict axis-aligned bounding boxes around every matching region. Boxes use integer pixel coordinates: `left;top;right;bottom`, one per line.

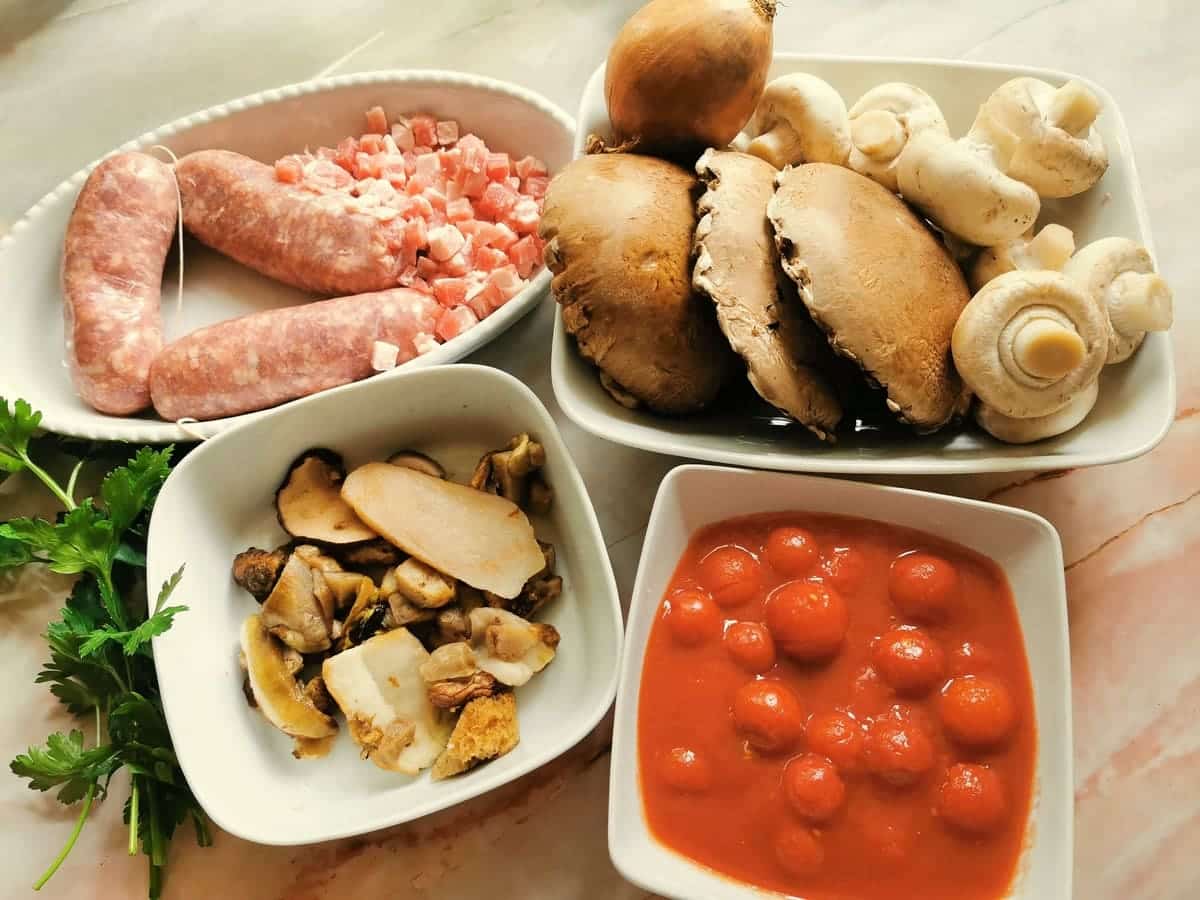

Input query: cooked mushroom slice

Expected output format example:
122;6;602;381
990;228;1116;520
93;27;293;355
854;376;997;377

333;538;404;569
292;543;344;573
303;675;335;714
970;224;1077;293
276;450;377;545
428;673;499;710
507;575;563;621
976;379;1100;444
951;270;1109;419
420;643;499;709
260;555;332;653
387;450;446;479
292;735;337;760
694;149;842;441
386;594;437;628
341;464;546;599
322;571;368;612
338;579;393;651
389;558;457;609
432;692;520;780
470;434;551;511
420;642;480;682
769;163;972;431
322;627;452;775
527;476;553;515
232;546;288;601
469;607;560;687
240;614;337;740
431;605;472;647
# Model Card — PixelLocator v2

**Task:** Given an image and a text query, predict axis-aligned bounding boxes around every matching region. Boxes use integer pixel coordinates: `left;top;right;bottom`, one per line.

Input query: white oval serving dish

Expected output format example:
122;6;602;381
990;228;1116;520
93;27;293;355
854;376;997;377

0;70;574;443
609;465;1072;899
552;55;1176;475
147;364;622;845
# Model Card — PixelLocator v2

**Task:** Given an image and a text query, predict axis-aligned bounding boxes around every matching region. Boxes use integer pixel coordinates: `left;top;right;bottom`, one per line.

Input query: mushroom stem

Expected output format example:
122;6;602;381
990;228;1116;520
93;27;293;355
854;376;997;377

1028;224;1076;271
1011;318;1086;380
1109;271;1174;334
851;109;905;160
1048;80;1101;135
746;125;803;170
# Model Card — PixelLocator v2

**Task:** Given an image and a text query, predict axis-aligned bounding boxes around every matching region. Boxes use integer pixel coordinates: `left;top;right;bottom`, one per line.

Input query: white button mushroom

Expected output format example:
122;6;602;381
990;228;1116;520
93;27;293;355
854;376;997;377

951;270;1109;419
975;78;1108;199
732;73;851;169
1062;237;1174;364
846;83;950;193
975;378;1100;444
969;224;1077;292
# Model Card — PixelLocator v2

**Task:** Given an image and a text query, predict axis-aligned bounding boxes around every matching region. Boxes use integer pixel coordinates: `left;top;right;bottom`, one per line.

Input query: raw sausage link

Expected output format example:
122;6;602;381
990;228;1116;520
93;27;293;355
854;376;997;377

149;288;440;420
177;149;402;295
62;151;177;414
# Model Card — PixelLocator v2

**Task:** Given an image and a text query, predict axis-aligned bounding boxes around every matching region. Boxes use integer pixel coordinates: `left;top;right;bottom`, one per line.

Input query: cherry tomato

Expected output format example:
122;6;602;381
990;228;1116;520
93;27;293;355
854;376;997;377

723;621;776;673
805;710;865;772
864;707;936;787
858;812;916;867
659;746;713;793
731;680;805;753
698;545;763;608
663;589;721;646
948;640;997;677
872;627;947;696
773;824;824;878
782;753;846;823
765;581;849;662
820;545;869;594
938;763;1007;834
939;676;1018;748
889;552;960;621
764;526;819;577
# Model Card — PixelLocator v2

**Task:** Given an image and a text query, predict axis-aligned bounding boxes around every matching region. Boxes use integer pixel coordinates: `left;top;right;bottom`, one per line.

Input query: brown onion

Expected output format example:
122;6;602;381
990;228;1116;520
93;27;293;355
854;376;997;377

605;0;776;155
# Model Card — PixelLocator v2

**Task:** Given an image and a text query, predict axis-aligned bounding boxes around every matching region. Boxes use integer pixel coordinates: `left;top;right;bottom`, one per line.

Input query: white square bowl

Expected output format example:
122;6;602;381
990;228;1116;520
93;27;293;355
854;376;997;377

609;465;1072;899
552;55;1175;475
147;364;622;845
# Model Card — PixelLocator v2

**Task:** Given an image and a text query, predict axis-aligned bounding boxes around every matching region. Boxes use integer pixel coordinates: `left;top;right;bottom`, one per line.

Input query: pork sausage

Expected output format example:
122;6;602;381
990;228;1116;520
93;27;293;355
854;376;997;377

149;288;440;420
176;149;402;295
62;151;177;414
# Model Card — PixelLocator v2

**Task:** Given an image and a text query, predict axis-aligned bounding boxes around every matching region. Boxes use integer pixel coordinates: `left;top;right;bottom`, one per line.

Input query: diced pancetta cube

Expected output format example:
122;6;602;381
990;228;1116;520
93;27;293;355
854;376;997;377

487;264;526;300
424;186;448;212
474;181;518;220
486;152;511;181
362;178;397;201
415;152;441;181
409;277;434;296
427;224;466;262
474;246;510;271
435;306;479;342
432;277;471;308
360;133;385;155
522;175;550;199
515;155;548;180
440;239;474;277
436;120;460;146
404;217;429;254
413;145;435;156
365;106;389;135
478;221;519;250
458;134;488;175
417;256;441;282
335;137;360;171
408;194;434;220
405;174;431;196
466;281;504;319
438;147;463;177
427;208;448;228
380;160;408;187
314;146;337;162
414;331;441;356
461;170;490;199
505;198;541;235
274;156;304;184
508;236;542;277
391;121;415;151
505;175;521;192
445;177;465;202
371;340;400;371
445;197;474;222
409;115;437;147
397;264;420;287
382;134;400;155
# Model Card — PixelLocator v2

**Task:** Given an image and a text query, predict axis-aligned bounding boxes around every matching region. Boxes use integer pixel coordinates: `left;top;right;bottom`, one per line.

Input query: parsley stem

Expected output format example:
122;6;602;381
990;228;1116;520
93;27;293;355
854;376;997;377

65;459;84;509
19;452;76;512
129;778;140;856
32;781;95;890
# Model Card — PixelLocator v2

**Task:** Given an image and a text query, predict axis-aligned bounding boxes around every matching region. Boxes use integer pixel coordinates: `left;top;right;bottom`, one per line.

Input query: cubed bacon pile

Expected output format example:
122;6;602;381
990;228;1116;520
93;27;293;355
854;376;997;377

273;107;549;352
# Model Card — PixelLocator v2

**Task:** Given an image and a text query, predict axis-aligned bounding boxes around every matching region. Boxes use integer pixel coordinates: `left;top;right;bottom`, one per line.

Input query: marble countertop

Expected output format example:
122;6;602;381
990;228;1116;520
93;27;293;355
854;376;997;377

1;1;1197;897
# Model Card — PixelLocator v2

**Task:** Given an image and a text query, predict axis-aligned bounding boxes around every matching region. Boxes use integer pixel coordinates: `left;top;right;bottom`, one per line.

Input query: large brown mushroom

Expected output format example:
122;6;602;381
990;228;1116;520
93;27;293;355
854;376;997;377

768;163;972;431
540;153;736;414
693;148;842;440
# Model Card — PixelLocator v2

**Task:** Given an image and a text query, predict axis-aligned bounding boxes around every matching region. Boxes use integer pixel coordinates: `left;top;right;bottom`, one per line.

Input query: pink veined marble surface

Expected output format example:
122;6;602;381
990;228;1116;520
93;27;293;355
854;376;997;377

1;1;1197;898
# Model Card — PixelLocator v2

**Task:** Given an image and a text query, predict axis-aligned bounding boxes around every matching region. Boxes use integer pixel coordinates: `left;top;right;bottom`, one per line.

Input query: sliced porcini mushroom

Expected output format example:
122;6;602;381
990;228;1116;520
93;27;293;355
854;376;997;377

1061;237;1174;364
341;463;546;599
431;692;519;780
276;450;376;545
470;434;550;511
847;82;950;193
693;149;842;440
952;270;1109;419
769;163;972;431
976;378;1100;444
303;675;335;714
333;538;403;569
420;642;480;682
419;643;499;709
232;546;289;601
240;613;338;740
970;224;1076;293
321;571;368;611
468;607;559;687
733;73;851;168
260;554;332;653
338;578;392;651
975;78;1108;198
292;543;344;573
387;557;457;609
539;153;736;414
897;129;1041;246
322;627;452;775
431;605;472;647
387;450;446;479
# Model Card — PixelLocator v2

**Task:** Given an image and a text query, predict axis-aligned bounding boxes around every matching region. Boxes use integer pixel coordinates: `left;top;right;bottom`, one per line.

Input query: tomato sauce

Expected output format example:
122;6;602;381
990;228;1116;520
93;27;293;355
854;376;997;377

637;513;1036;900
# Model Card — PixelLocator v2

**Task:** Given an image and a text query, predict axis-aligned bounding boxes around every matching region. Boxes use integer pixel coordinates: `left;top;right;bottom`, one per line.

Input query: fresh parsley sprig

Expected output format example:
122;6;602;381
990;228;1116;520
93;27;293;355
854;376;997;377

1;397;210;898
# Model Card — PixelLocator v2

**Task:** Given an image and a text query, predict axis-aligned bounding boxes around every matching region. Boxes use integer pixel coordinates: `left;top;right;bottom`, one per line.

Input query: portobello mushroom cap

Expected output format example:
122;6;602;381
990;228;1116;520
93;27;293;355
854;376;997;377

539;153;736;415
276;450;376;545
768;163;972;431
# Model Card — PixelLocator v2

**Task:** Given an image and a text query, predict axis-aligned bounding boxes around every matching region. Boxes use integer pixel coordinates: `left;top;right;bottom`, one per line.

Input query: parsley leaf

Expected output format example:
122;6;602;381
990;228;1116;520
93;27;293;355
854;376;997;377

0;397;40;473
0;534;34;569
101;448;172;537
0;503;114;577
10;731;119;804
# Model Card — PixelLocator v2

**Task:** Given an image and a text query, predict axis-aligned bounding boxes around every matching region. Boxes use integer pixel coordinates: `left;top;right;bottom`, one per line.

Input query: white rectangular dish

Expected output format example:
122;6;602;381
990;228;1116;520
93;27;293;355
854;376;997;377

552;55;1175;475
0;70;574;444
608;465;1072;899
147;364;622;845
